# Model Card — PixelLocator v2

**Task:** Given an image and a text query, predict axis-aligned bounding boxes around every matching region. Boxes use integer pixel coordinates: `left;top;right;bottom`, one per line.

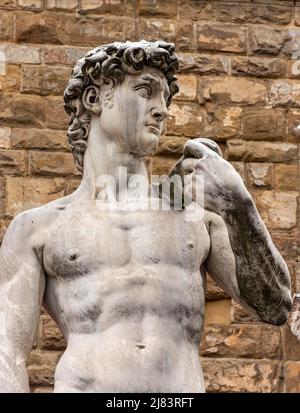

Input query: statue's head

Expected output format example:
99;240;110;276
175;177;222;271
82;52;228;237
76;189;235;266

64;40;179;172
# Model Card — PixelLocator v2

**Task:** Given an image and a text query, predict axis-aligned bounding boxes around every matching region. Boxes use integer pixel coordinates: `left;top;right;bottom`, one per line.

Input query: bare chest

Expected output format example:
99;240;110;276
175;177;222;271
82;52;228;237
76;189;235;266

42;204;210;279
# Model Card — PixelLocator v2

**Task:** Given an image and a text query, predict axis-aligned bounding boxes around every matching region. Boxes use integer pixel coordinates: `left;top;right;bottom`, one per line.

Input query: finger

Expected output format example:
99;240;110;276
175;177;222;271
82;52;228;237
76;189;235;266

183;140;218;160
193;138;223;158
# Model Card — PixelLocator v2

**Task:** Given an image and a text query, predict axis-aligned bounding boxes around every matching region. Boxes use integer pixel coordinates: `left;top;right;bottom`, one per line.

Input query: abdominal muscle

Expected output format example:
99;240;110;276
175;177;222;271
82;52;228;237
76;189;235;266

53;317;205;393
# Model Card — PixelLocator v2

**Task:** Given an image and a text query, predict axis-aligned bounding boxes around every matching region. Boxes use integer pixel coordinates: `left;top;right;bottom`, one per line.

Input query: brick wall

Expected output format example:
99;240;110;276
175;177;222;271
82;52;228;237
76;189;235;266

0;0;299;393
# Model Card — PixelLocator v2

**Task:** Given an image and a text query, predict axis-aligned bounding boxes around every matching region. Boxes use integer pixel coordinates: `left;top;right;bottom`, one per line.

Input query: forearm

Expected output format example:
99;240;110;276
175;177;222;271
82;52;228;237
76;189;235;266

0;346;30;393
220;194;292;325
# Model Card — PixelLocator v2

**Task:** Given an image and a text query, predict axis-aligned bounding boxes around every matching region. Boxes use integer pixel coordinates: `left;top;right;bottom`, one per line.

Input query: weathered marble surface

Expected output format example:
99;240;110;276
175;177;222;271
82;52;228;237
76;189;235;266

0;41;292;393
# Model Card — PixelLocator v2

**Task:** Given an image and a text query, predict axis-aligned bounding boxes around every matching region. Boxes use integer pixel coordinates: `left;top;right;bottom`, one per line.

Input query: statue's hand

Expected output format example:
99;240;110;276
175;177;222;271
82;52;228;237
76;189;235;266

175;138;249;214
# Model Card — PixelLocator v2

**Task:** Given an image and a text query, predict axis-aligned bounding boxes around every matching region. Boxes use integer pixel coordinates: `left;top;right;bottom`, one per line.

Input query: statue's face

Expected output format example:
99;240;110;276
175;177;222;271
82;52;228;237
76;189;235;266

98;67;170;156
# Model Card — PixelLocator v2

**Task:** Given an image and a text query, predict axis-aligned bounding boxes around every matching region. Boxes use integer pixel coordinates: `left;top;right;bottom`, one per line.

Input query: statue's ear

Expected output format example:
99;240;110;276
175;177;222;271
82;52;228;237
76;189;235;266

82;85;101;115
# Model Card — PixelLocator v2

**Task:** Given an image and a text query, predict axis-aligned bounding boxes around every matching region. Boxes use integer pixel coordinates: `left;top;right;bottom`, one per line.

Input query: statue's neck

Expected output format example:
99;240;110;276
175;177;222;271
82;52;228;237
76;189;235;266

72;124;149;202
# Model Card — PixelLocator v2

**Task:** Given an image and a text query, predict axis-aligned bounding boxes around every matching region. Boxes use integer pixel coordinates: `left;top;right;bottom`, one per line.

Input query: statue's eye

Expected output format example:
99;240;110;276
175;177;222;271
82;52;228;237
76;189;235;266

135;85;151;98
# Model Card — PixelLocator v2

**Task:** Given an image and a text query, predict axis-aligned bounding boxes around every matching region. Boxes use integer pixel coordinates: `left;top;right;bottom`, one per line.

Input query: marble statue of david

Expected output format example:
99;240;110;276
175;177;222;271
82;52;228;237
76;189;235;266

0;41;292;392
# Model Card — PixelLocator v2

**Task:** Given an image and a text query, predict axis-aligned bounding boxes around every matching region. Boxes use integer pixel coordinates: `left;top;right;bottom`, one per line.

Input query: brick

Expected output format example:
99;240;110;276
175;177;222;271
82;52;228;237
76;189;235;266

196;23;246;54
269;80;300;107
0;65;20;93
284;361;300;392
216;2;292;25
45;96;69;130
80;0;126;15
27;350;61;387
178;0;215;21
287;109;300;142
16;12;136;46
40;316;66;351
42;46;89;66
166;103;204;137
11;128;67;151
203;106;242;140
200;78;266;105
0;94;44;128
29;151;79;177
231;57;286;78
202;358;282;393
243;108;286;140
21;65;71;96
254;191;298;230
0;12;14;40
273;164;298;191
139;19;177;46
138;0;177;18
178;53;230;75
175;75;197;101
249;26;288;56
247;163;273;189
0;44;41;64
46;0;78;11
0;150;27;176
0;127;11;149
204;299;231;325
200;323;282;359
226;140;298;164
5;177;65;216
17;0;42;10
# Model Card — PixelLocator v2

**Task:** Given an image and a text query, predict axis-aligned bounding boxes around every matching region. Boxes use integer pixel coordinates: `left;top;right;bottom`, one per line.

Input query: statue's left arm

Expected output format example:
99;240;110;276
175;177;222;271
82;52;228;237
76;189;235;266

173;138;292;326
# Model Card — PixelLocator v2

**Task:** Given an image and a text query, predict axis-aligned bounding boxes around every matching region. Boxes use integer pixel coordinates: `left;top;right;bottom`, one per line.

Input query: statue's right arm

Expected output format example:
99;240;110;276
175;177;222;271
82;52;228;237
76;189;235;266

0;212;45;392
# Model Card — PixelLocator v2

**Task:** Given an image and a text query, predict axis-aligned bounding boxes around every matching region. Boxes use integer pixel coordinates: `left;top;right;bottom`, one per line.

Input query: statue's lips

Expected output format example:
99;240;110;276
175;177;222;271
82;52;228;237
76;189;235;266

146;125;160;136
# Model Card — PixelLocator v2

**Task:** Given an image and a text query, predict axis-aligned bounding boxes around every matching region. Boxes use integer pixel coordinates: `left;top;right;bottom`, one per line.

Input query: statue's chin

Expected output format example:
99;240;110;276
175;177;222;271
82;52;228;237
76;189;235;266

132;133;159;157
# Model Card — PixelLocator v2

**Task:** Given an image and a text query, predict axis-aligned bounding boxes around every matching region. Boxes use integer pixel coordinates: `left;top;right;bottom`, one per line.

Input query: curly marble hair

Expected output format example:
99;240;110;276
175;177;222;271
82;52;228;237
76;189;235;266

63;40;180;172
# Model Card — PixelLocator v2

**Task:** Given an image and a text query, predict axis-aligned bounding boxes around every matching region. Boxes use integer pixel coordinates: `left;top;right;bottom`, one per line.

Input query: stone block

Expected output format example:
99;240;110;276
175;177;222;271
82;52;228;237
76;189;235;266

284;361;300;392
0;65;21;93
178;0;215;21
138;19;177;47
216;2;292;25
0;0;16;9
0;94;44;128
5;177;65;216
231;301;258;324
0;12;14;40
45;96;69;130
41;46;89;66
0;177;5;216
21;65;71;96
11;128;67;151
155;135;188;157
17;0;42;10
204;299;232;325
27;350;61;387
46;0;78;11
196;23;246;54
243;108;286;140
139;0;177;18
203;106;242;140
29;151;79;177
226;140;298;164
151;156;178;176
64;178;80;195
205;275;229;301
247;163;273;189
269;80;300;107
254;191;298;230
40;316;66;351
175;75;197;101
273;164;298;191
199;77;266;105
287;109;300;142
79;0;126;15
231;57;286;78
249;26;289;56
178;53;230;75
282;326;300;361
166;103;204;137
200;323;282;359
0;44;41;64
271;230;299;262
0;150;27;176
0;127;11;149
176;20;194;52
202;358;282;393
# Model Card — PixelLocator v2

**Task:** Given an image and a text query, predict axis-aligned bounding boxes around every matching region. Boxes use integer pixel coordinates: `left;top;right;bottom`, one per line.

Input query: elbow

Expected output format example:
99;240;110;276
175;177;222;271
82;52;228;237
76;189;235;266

260;292;293;327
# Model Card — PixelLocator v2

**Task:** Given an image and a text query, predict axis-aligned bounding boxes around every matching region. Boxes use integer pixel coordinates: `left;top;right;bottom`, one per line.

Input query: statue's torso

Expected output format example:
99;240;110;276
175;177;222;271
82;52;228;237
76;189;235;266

40;200;210;392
